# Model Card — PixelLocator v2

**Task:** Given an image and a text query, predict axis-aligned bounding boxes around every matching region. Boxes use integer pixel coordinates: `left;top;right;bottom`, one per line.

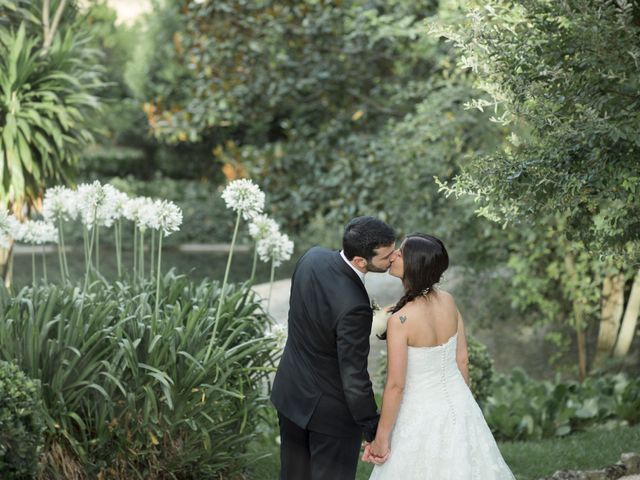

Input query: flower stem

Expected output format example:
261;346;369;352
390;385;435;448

60;222;69;280
250;246;258;281
83;228;90;273
154;233;163;325
206;209;241;360
267;260;275;312
31;250;36;287
150;229;155;278
115;220;122;278
78;218;98;319
41;245;47;284
139;229;145;281
56;218;65;281
133;224;138;283
95;225;100;274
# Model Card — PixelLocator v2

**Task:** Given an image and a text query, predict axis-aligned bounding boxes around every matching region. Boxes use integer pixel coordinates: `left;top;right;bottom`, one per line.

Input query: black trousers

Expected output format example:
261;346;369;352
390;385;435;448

278;412;362;480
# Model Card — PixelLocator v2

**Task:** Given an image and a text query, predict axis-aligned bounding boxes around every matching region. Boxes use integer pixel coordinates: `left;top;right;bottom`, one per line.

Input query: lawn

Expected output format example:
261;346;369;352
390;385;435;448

246;424;640;480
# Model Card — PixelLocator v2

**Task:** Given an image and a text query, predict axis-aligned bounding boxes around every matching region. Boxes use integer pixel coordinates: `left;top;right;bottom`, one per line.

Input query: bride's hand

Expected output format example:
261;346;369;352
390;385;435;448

368;439;390;464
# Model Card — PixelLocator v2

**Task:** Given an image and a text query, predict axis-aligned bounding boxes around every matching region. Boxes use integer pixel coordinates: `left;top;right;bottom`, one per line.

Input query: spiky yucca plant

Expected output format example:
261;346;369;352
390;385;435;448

0;21;102;208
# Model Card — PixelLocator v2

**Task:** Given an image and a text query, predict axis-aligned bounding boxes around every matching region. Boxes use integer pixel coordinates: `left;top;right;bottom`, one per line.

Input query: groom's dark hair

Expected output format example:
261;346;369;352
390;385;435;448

343;216;395;260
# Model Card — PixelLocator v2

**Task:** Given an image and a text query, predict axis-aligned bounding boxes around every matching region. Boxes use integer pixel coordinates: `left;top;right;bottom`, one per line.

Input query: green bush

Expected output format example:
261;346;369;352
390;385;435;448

483;369;639;441
616;378;640;426
0;360;44;479
467;334;494;406
0;274;278;478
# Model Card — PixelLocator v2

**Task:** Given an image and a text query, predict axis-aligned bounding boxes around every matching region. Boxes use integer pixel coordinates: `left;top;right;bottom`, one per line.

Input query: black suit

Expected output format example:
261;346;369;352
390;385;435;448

271;247;379;480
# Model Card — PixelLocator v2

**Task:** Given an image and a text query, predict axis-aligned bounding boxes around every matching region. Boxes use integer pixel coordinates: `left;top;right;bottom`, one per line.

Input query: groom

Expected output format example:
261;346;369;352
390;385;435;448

271;216;396;479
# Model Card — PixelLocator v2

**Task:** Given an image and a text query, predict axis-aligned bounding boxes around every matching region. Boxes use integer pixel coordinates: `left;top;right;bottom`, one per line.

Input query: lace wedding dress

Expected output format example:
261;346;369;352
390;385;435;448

369;333;515;480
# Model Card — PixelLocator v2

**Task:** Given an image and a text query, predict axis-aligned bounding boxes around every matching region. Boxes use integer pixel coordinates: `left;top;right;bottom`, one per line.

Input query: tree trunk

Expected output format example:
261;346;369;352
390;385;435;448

594;272;626;364
613;269;640;357
564;253;588;381
577;327;587;381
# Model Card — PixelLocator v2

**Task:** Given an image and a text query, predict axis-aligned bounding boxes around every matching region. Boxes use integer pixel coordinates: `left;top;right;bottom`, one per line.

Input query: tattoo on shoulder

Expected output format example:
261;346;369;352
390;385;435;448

399;315;407;324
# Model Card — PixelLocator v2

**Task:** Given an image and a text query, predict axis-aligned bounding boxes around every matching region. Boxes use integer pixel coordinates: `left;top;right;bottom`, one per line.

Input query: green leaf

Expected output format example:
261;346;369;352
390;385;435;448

17;130;33;174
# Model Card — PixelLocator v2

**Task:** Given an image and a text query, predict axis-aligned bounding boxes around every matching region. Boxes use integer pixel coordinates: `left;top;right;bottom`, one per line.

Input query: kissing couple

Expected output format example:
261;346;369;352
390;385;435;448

271;216;515;479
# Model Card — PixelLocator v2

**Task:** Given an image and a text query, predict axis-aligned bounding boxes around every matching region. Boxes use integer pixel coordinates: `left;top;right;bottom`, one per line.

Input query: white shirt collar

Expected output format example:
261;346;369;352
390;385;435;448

340;250;366;284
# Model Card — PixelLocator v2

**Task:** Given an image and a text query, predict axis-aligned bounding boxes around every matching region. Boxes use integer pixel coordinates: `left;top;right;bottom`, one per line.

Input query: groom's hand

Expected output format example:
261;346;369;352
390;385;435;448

362;441;390;465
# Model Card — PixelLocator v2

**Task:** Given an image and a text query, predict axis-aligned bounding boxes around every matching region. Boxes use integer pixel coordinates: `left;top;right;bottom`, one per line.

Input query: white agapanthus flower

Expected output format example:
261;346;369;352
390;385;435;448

77;181;115;228
153;199;183;236
268;323;288;350
15;220;58;245
103;184;130;220
0;209;10;234
123;196;157;230
6;215;21;240
248;214;280;241
257;232;294;267
42;186;78;222
0;209;10;249
221;179;265;220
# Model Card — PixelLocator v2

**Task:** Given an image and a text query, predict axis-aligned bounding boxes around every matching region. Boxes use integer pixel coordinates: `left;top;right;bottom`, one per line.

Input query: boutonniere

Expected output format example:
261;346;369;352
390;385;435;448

371;298;381;312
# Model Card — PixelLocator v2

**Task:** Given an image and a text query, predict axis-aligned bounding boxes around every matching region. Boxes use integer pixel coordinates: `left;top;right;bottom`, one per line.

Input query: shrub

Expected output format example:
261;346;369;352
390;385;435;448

0;360;44;479
0;273;278;478
483;369;640;441
467;334;494;406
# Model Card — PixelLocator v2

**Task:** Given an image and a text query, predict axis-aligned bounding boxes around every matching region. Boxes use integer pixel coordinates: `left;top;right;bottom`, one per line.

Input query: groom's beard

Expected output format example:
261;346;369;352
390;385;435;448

365;262;388;274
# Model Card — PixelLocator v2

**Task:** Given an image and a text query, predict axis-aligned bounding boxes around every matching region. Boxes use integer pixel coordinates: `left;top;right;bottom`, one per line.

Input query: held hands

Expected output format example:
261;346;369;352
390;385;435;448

361;439;390;465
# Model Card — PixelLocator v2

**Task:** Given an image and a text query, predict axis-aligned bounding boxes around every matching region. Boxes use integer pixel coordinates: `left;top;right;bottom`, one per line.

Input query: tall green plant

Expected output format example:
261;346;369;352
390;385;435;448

0;21;102;210
0;274;278;478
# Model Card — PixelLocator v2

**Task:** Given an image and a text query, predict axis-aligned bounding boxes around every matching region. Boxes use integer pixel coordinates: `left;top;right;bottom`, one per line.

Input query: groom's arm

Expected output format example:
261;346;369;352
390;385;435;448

336;304;379;442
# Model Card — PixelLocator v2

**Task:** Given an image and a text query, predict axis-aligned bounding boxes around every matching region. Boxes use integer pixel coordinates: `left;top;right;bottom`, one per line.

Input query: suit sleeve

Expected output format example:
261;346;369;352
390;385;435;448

336;304;379;441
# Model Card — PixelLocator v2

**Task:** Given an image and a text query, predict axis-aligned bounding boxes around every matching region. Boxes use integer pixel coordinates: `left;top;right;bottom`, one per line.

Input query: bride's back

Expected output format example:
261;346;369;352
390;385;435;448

399;289;458;348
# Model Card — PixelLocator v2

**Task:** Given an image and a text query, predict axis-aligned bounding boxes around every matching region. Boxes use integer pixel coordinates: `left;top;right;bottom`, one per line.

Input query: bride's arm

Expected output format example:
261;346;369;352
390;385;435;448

369;313;408;458
456;310;470;385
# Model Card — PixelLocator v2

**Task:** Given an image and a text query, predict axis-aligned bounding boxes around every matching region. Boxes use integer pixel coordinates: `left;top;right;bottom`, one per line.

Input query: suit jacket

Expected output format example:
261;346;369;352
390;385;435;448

271;247;379;441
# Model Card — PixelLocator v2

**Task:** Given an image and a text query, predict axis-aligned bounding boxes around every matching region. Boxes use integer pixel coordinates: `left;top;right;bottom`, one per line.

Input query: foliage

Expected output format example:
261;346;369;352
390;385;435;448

87;0;221;181
0;1;103;209
0;273;279;478
435;0;640;257
467;334;494;405
0;360;45;479
132;0;507;266
483;369;639;441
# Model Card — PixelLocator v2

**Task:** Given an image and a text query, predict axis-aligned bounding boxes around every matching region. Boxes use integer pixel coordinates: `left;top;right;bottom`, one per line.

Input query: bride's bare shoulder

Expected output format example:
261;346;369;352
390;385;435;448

433;288;454;301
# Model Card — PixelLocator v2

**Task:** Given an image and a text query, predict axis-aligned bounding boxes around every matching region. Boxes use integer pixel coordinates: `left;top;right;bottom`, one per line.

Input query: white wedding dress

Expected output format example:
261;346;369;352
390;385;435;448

369;332;515;480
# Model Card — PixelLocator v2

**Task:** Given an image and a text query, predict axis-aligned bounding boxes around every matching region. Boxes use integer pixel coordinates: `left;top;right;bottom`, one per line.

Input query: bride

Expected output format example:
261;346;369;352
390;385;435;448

364;233;515;479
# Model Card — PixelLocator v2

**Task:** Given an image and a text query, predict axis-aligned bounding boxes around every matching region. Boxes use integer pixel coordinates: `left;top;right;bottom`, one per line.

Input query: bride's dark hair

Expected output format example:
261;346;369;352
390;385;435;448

378;233;448;340
392;233;449;312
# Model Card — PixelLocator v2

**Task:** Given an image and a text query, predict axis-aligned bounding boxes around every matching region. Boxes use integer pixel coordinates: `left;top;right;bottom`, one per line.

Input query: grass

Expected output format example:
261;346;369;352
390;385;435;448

500;424;640;480
245;424;640;480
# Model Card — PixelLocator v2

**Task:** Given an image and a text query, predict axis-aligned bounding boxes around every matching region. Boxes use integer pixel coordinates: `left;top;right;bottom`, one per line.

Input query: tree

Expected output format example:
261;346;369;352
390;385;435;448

435;0;640;254
136;1;506;258
434;0;640;376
